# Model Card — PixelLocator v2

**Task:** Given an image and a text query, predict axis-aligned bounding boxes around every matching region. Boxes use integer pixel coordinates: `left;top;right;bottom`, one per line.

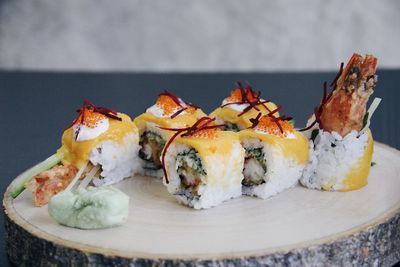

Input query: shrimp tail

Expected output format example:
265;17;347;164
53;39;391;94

320;53;378;137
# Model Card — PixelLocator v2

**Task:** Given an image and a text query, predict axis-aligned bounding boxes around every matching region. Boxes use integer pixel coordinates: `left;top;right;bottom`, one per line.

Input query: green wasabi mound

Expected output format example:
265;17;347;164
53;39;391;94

48;186;129;229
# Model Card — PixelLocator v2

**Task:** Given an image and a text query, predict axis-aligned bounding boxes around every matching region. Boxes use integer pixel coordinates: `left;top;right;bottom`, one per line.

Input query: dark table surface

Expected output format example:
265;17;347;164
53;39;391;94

1;70;399;266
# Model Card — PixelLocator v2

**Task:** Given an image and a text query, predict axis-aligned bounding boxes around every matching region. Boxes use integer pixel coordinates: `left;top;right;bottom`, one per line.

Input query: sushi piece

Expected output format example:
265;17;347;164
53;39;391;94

300;53;380;191
239;111;309;199
134;91;206;177
161;117;245;209
210;83;279;131
21;100;140;206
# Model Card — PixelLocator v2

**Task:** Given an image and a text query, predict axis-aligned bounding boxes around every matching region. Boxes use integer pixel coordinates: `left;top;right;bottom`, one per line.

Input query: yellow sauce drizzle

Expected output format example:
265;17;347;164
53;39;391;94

57;113;137;168
209;101;278;129
339;129;374;191
134;109;206;137
173;131;238;158
238;129;309;165
166;131;243;186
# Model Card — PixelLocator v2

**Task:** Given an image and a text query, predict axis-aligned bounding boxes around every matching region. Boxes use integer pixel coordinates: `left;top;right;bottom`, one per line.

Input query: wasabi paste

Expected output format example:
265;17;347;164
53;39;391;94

48;186;129;229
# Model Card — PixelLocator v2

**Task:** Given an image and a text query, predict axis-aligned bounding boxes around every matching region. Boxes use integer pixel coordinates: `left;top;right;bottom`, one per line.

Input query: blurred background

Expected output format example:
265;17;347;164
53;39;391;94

0;0;399;72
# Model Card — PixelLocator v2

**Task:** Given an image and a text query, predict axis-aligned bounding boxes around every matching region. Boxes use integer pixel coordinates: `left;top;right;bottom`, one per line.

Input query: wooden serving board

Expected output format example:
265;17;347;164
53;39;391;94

3;143;400;266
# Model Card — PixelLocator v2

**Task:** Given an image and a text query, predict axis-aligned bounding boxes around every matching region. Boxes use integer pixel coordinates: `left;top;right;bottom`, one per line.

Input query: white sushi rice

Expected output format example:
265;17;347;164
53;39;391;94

90;133;141;186
300;129;368;191
241;138;305;199
136;122;167;178
164;143;244;209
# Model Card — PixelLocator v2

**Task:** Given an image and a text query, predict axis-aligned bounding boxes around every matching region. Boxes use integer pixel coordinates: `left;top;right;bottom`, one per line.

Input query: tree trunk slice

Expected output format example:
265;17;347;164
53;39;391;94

3;143;400;266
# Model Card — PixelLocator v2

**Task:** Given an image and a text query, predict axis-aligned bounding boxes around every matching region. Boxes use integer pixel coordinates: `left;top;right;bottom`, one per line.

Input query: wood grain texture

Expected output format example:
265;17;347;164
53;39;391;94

3;143;400;266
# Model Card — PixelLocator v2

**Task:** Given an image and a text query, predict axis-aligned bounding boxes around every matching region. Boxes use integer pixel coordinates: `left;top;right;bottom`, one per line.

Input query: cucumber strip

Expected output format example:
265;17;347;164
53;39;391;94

359;97;382;136
10;153;61;198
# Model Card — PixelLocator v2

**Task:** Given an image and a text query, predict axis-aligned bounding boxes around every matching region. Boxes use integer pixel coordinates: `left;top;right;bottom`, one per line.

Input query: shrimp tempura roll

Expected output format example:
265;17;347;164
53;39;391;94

210;83;279;131
239;113;309;199
300;53;380;191
25;100;140;206
162;117;245;209
134;91;206;177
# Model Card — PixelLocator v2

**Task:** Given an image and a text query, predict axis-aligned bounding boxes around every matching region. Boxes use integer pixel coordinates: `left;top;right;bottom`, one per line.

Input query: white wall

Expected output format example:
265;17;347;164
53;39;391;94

0;0;399;71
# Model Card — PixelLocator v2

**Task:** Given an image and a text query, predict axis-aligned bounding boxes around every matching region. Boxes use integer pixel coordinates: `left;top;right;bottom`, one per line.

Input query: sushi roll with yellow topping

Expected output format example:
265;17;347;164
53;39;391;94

161;117;245;209
210;83;279;131
239;111;309;199
134;91;206;177
300;53;380;191
12;100;140;206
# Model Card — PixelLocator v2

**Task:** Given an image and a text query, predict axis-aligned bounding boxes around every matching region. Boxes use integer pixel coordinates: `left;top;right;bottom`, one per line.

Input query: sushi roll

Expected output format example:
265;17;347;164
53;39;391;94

300;53;380;191
210;83;279;131
161;117;245;209
239;112;309;199
134;91;206;178
21;100;140;206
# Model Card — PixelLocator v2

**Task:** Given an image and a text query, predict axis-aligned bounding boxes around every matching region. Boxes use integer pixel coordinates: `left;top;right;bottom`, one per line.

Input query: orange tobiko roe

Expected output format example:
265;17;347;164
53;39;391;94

190;119;218;139
185;106;197;114
74;108;107;128
190;128;217;139
255;115;294;137
156;95;195;116
224;88;258;103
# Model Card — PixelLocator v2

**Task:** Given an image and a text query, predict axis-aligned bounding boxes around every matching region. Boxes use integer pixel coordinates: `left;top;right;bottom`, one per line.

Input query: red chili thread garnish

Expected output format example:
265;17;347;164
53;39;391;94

74;102;86;139
237;99;272;117
330;62;344;87
79;99;121;121
249;113;262;128
67;99;122;139
267;105;282;118
221;82;272;116
158;91;199;119
267;107;284;133
279;115;293;121
170;107;187;119
159;117;224;184
271;116;283;133
299;62;344;132
159;91;182;106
